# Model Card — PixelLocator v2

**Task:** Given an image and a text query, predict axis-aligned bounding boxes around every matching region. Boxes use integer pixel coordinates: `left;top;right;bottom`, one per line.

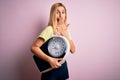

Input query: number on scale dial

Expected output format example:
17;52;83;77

48;37;66;57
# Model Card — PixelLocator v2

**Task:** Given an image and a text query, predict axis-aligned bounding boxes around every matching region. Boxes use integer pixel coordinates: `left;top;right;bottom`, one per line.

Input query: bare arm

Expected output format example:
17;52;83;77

61;31;75;53
64;35;75;53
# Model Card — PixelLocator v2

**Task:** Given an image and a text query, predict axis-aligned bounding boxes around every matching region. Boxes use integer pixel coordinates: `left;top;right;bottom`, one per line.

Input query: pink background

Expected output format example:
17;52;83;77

0;0;120;80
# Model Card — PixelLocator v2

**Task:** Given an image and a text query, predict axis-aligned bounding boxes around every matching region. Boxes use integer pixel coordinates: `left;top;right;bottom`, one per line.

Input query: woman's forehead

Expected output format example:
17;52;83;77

56;6;65;11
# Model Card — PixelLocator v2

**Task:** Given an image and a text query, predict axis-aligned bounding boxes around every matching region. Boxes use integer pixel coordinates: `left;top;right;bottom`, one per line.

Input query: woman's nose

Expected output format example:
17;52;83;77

59;12;62;17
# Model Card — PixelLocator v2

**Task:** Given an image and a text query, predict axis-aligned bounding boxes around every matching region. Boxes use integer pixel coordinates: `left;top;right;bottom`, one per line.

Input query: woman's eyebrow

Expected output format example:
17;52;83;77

56;10;65;11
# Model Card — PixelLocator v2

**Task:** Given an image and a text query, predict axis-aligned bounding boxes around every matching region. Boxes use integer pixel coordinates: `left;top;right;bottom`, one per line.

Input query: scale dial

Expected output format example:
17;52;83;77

48;36;66;57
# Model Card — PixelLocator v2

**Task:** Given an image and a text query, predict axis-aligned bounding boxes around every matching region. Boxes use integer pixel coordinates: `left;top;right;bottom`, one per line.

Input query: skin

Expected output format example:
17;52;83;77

31;6;75;69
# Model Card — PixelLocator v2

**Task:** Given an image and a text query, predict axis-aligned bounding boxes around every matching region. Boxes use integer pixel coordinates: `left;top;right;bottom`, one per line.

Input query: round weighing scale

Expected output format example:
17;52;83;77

33;35;70;73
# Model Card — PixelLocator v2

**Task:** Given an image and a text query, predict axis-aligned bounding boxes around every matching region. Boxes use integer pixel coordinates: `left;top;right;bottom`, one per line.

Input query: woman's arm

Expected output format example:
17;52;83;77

31;38;51;62
60;24;76;53
57;19;75;53
62;33;75;53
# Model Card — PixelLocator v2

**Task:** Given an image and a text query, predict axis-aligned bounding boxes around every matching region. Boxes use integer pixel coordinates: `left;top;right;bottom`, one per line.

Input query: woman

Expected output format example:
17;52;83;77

31;2;75;80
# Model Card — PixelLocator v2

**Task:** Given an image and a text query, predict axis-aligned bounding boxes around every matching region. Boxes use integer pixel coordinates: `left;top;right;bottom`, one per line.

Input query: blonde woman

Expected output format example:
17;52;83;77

31;3;75;80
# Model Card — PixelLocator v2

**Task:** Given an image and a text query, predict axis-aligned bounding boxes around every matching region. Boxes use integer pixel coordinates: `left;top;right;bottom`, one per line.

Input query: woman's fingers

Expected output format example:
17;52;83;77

49;58;63;69
57;58;63;61
55;58;63;66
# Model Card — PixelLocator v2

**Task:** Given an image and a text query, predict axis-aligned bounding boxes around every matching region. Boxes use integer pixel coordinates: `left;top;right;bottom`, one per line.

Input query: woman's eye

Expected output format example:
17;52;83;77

56;12;59;14
62;12;65;14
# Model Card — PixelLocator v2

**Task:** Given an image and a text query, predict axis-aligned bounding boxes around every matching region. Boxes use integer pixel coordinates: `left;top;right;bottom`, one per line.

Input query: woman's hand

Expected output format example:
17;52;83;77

48;57;63;69
57;18;69;36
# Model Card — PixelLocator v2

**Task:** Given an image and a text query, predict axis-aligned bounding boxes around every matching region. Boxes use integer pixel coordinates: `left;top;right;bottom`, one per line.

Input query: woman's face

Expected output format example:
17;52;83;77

55;6;66;23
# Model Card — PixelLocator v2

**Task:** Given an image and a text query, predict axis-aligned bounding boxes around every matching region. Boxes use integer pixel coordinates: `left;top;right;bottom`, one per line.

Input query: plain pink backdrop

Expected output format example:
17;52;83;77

0;0;120;80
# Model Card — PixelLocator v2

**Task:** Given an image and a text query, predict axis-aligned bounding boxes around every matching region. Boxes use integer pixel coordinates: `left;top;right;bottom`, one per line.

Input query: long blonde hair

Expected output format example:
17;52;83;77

48;3;67;34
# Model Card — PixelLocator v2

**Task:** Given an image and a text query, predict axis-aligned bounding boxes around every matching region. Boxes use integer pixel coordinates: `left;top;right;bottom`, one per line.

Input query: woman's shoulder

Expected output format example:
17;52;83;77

42;25;53;33
40;25;53;35
45;26;53;30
